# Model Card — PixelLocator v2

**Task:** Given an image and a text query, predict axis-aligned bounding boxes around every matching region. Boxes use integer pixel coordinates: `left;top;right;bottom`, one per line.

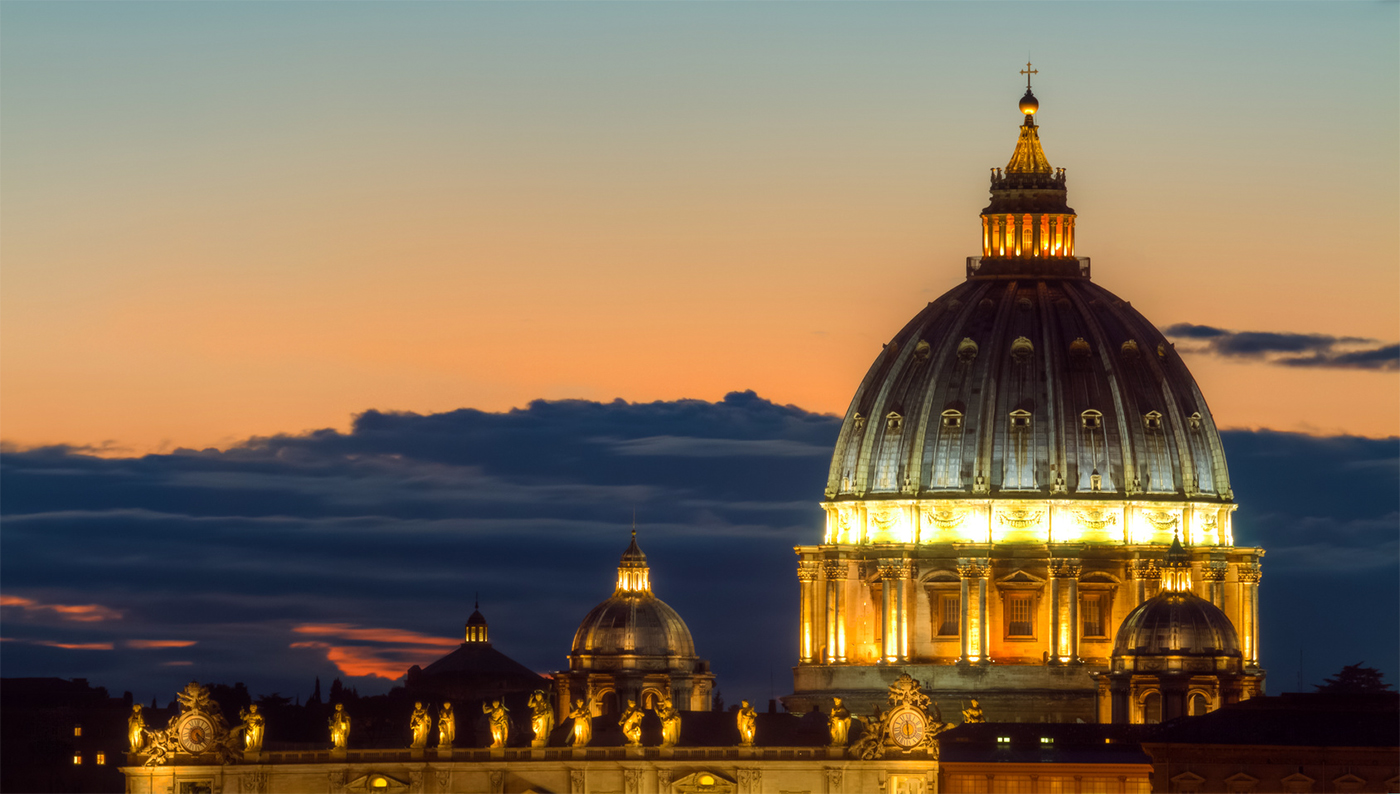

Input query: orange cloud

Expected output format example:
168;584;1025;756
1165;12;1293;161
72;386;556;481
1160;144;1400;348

290;623;459;679
292;623;458;648
1;595;122;623
128;640;197;649
34;640;115;650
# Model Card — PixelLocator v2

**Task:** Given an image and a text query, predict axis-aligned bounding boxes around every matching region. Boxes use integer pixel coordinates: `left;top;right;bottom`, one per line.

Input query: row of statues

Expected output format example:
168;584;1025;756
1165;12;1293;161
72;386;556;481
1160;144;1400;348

130;690;981;754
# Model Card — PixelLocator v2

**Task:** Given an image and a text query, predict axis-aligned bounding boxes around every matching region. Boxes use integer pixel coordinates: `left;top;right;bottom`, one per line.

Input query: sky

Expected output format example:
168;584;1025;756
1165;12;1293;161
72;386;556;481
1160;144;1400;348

1;3;1397;707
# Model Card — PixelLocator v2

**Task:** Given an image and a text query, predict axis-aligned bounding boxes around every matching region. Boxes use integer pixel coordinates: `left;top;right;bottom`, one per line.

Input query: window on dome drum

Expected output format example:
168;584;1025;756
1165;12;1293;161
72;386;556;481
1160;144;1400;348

941;409;963;428
95;752;105;765
72;753;81;766
1080;409;1102;429
937;594;960;636
1144;410;1163;430
1006;594;1034;637
1142;692;1162;724
1009;409;1031;429
1081;594;1105;637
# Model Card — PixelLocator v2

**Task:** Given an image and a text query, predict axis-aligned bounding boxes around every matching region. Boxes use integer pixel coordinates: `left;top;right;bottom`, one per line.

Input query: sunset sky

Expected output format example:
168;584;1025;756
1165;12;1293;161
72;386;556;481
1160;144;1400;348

3;2;1396;453
1;3;1396;707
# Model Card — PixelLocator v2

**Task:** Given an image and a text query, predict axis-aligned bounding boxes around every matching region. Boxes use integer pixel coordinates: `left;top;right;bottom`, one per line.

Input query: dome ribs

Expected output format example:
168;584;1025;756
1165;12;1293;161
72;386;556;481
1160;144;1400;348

909;281;990;494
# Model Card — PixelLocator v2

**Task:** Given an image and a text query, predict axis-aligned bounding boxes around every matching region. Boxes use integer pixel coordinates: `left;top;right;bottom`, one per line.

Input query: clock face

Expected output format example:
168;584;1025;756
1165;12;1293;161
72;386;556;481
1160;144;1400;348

179;716;214;753
889;710;926;748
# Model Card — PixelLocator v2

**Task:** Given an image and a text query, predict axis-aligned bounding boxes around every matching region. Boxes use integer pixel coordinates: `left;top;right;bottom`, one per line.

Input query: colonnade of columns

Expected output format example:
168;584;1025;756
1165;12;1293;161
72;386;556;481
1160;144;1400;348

981;213;1075;259
1237;563;1261;667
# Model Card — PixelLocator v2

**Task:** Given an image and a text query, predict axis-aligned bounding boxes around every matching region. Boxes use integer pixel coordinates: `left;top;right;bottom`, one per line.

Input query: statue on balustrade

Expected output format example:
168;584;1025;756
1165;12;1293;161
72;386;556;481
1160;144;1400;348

828;697;851;747
438;702;455;749
128;704;146;753
568;699;593;747
409;702;432;749
329;704;351;749
961;698;985;724
528;690;554;748
619;699;644;747
239;704;264;752
483;700;510;749
656;695;681;748
736;700;757;747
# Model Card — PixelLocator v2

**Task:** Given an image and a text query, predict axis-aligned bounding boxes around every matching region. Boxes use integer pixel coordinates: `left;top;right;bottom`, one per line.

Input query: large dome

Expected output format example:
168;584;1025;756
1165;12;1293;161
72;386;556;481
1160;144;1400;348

824;276;1233;502
824;93;1231;512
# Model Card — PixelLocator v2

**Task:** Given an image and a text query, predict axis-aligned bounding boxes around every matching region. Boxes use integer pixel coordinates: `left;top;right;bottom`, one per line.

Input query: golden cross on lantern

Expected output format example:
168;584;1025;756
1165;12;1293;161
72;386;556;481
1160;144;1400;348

1020;61;1038;90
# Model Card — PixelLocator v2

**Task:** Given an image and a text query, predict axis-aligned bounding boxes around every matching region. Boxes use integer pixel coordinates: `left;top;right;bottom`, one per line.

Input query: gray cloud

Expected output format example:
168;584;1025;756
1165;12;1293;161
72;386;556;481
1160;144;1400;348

1;394;1395;702
1162;323;1398;370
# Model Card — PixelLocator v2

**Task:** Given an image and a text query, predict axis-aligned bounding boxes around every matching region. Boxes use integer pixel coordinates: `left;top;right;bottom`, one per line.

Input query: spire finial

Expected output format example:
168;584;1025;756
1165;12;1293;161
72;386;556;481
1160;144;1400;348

632;508;637;540
474;592;479;610
1020;61;1038;91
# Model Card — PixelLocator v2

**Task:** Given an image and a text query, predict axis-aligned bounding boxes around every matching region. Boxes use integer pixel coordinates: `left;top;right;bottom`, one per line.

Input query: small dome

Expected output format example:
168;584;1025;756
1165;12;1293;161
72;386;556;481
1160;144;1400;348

570;595;697;662
568;532;701;670
1112;591;1241;659
1019;89;1039;115
466;609;487;628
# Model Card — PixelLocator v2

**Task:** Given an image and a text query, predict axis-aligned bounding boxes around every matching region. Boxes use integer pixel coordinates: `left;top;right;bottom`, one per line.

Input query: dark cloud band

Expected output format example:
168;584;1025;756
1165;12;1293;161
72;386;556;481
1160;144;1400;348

1162;323;1398;371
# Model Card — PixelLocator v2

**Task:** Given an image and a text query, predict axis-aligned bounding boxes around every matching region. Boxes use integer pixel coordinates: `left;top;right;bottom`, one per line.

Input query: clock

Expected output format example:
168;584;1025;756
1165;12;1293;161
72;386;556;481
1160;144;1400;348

178;715;214;753
889;710;926;749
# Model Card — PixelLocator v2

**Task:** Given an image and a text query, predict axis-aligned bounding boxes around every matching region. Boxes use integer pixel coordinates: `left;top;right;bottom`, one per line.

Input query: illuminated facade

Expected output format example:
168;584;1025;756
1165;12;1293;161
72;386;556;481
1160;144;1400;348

786;81;1264;722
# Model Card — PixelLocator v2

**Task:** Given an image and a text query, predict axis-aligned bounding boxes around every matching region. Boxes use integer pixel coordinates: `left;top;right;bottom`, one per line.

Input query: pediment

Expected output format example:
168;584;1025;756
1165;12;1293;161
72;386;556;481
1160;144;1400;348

997;569;1045;585
347;773;409;792
673;769;736;793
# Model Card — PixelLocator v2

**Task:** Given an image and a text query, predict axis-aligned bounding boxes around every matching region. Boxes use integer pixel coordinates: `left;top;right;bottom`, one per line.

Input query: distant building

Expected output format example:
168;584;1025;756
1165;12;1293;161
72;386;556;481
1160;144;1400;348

1;677;130;794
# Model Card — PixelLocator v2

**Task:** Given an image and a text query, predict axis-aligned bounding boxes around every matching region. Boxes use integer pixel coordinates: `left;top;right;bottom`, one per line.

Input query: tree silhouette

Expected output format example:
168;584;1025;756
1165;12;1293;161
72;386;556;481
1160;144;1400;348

1315;663;1392;694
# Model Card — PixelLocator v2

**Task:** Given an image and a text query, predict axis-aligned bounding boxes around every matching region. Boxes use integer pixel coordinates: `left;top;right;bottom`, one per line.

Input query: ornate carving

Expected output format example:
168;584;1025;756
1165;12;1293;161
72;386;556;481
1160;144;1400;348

1144;510;1180;533
956;558;991;579
925;508;966;531
1049;558;1082;579
1073;508;1117;531
1237;563;1262;584
847;674;952;760
655;769;672;792
1201;562;1229;582
876;559;912;581
569;769;586;794
434;771;451;794
140;682;240;766
328;769;348;794
1199;513;1220;534
869;509;900;533
823;561;849;581
997;508;1044;529
1127;559;1160;581
487;770;504;794
825;768;844;793
623;768;643;794
797;561;821;582
737;769;762;793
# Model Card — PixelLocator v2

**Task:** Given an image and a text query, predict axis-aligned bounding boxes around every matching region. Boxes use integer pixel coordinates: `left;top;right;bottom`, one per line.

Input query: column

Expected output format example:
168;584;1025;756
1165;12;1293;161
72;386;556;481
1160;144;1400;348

957;558;991;663
899;561;914;661
798;562;820;663
824;561;848;663
1202;562;1227;609
1127;559;1159;607
1050;558;1082;662
1238;563;1261;667
880;561;895;662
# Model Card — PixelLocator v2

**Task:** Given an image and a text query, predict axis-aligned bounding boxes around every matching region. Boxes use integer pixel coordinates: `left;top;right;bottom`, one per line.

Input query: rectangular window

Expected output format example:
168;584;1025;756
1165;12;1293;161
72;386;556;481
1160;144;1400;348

1082;593;1105;637
938;594;960;636
95;752;106;765
73;725;82;737
1007;594;1034;637
72;754;82;766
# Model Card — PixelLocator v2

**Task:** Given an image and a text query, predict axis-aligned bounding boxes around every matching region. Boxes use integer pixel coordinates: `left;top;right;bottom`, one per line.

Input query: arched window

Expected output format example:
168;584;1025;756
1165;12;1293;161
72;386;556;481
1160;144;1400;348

1189;693;1209;716
1142;692;1161;724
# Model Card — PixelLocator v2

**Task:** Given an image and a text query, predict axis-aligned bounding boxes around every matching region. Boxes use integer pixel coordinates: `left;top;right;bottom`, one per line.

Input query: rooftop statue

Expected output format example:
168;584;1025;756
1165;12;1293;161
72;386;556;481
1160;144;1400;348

329;703;350;749
736;700;757;747
568;699;593;747
438;702;455;749
528;691;554;748
128;704;146;753
828;697;851;747
484;700;510;749
409;702;432;749
962;699;985;724
239;704;265;752
656;695;681;748
619;699;644;747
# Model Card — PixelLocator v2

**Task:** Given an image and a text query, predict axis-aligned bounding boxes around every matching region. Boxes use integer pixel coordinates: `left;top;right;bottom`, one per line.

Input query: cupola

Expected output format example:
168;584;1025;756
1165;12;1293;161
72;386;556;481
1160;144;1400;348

464;596;489;644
